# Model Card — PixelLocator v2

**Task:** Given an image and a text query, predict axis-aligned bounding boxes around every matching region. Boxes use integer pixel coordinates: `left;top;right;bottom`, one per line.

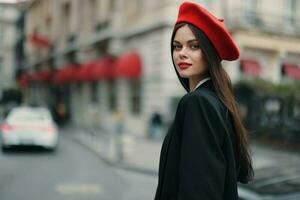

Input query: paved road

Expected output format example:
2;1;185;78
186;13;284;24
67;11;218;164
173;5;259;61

0;132;157;200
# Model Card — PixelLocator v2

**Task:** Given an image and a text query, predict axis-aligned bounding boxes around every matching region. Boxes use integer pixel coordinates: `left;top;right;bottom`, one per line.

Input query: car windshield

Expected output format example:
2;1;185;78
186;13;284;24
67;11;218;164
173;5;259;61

7;108;52;124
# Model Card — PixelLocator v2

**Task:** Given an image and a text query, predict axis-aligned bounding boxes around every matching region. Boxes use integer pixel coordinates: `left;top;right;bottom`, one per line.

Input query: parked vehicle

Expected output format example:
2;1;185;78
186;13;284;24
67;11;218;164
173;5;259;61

0;106;58;151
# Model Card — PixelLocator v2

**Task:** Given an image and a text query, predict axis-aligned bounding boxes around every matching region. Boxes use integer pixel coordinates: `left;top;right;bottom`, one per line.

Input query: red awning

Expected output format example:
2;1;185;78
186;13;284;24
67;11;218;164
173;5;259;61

53;69;64;83
240;59;261;76
29;34;50;48
17;74;29;88
76;62;94;82
92;57;116;80
53;65;78;84
76;57;116;82
29;73;38;81
282;63;300;80
30;70;51;82
114;52;142;79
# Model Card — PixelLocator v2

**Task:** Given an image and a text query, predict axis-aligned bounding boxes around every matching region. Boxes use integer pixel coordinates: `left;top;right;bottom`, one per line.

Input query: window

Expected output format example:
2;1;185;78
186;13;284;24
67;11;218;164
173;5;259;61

285;0;296;25
108;80;117;111
90;82;99;103
62;2;71;35
244;0;259;25
130;79;141;114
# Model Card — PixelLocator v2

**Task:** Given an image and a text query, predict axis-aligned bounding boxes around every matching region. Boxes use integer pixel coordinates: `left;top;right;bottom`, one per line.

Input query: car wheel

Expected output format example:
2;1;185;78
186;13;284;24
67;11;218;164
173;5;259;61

45;146;57;153
1;145;9;153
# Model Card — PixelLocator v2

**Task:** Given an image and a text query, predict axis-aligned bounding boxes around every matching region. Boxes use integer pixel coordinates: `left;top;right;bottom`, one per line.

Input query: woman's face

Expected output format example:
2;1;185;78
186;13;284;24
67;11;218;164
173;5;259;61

172;25;208;79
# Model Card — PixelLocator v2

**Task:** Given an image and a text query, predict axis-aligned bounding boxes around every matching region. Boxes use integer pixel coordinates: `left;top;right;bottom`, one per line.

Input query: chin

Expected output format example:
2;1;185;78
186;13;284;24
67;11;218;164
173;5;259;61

178;71;191;78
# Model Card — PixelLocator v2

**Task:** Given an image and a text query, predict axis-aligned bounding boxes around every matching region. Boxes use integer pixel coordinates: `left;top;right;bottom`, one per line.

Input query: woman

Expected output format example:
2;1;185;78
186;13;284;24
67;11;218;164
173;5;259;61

154;2;254;200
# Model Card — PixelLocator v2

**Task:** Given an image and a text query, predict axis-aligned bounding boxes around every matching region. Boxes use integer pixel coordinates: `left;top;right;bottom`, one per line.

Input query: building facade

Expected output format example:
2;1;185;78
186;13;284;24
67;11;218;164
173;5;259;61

0;3;20;93
0;2;26;113
22;0;300;136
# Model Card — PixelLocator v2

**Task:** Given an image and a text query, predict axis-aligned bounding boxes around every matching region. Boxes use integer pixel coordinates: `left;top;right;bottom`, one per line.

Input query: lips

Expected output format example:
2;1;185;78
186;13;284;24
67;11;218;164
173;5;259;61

178;62;192;69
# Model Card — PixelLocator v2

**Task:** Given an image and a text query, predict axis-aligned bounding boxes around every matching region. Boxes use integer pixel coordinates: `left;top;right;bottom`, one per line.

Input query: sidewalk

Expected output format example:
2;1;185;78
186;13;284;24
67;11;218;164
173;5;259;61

63;126;162;175
63;125;300;176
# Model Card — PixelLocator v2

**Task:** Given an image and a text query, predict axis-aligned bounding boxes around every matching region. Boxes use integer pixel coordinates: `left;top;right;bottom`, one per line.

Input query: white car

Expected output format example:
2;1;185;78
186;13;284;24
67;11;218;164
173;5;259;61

0;106;58;151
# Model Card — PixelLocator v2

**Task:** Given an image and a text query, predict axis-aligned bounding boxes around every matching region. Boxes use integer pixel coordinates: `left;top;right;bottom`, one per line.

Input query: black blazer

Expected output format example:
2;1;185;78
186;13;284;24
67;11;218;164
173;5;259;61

155;80;240;200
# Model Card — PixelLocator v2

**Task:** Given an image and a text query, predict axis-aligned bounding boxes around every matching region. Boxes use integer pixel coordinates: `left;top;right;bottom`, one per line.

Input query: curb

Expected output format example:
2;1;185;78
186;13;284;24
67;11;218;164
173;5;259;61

68;131;159;176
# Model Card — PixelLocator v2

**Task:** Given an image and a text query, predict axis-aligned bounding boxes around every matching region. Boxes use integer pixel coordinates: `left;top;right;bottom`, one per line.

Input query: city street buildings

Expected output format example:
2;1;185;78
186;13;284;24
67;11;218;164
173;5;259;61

21;0;300;136
0;2;19;95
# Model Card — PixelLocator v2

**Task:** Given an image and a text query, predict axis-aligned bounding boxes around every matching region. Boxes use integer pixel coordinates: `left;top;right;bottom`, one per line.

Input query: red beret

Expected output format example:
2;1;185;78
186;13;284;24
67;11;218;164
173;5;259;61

175;1;240;61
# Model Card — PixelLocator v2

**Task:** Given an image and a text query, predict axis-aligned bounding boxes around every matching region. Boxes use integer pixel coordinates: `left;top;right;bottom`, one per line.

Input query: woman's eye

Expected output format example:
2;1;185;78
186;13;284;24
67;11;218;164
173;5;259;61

173;44;182;50
190;44;200;50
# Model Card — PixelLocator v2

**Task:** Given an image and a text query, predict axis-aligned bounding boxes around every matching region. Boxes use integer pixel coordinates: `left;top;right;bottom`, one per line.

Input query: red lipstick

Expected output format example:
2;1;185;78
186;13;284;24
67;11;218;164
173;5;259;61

178;62;192;69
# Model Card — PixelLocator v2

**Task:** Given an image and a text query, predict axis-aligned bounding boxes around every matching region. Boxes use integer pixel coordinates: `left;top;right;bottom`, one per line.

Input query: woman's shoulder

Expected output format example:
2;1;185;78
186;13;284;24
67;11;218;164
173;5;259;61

181;87;221;110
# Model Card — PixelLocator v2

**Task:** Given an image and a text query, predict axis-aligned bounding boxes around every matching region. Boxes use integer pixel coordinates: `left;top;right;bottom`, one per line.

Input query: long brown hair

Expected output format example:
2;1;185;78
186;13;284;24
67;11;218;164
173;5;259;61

171;23;254;183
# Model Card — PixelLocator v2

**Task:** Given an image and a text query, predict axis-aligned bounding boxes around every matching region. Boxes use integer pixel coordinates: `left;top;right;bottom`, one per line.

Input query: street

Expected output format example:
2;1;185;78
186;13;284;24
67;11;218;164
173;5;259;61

0;131;157;200
1;127;300;200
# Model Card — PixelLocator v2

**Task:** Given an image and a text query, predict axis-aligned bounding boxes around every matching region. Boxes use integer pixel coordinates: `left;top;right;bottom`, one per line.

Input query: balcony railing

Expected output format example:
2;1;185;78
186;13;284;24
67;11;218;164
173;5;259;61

225;8;300;36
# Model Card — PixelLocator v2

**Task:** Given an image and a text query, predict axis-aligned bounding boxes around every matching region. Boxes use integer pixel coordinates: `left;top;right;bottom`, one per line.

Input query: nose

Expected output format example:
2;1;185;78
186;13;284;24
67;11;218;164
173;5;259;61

178;47;188;59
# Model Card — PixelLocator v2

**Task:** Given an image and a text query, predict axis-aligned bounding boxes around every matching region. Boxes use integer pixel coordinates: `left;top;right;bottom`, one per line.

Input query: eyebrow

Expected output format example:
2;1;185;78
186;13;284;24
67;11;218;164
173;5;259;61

173;39;199;44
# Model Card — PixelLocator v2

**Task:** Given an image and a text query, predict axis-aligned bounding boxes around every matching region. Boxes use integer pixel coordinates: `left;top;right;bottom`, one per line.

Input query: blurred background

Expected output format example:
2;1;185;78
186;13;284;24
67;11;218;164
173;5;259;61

0;0;300;199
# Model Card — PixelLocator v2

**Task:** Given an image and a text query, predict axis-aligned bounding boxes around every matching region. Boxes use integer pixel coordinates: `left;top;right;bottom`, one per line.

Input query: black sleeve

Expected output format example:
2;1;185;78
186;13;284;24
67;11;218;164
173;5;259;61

178;94;226;200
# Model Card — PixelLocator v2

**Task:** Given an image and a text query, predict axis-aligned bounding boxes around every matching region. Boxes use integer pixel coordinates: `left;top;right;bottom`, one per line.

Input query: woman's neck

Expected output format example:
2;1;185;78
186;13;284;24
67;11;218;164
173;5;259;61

189;75;208;92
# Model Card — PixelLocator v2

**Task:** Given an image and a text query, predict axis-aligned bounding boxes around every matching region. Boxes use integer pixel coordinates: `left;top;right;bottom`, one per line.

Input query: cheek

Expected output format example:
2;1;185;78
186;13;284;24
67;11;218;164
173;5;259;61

172;51;178;62
192;52;206;69
193;51;204;62
191;62;206;74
